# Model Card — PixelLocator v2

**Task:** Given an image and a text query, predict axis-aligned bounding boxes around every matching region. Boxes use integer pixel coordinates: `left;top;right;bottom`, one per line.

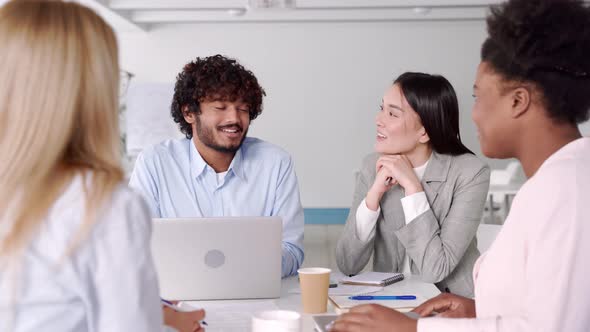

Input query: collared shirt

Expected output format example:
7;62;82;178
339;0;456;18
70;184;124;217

129;137;304;277
0;175;170;332
419;137;590;332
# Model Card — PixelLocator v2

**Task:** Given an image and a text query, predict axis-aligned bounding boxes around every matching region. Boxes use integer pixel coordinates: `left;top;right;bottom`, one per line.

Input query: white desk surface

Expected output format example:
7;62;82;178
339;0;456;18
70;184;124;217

186;273;440;331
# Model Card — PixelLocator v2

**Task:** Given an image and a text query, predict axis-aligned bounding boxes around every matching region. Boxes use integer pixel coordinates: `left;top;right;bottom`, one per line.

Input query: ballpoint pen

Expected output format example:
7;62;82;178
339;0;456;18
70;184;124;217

161;299;208;326
348;295;416;300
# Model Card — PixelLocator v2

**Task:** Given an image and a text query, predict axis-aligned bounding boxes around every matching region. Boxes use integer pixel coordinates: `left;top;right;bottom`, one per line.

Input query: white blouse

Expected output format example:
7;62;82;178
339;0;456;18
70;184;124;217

0;174;170;332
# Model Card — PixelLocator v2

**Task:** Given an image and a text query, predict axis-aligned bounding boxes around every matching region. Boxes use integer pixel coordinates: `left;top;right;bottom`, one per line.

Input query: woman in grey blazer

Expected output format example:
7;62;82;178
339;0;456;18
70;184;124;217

336;72;490;297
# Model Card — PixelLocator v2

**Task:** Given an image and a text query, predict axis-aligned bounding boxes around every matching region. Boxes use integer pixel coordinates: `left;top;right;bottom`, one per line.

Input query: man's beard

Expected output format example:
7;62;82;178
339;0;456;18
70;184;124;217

195;117;248;154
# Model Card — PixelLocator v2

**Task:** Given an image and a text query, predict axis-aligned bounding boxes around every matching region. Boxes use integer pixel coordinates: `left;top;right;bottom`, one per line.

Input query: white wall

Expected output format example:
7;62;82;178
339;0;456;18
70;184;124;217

118;21;498;207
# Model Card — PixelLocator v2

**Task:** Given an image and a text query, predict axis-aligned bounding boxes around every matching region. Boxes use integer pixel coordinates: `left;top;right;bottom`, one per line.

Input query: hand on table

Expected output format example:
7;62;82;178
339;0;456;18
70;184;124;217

412;293;476;318
329;304;417;332
163;303;206;332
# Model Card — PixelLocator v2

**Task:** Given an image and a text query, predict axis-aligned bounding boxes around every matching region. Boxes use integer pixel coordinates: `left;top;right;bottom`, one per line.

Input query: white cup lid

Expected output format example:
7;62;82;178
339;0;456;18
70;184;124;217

297;267;331;274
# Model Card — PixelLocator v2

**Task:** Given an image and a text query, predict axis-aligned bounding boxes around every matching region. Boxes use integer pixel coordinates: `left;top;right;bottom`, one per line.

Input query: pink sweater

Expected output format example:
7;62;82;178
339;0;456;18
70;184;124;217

419;138;590;332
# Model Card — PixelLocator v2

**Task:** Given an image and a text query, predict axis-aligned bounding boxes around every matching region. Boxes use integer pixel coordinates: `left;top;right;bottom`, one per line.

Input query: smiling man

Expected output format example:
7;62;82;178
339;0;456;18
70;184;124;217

129;55;304;277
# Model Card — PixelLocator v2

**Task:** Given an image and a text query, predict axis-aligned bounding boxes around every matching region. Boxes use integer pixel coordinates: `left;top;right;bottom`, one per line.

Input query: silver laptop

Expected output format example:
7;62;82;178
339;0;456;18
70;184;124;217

151;217;282;301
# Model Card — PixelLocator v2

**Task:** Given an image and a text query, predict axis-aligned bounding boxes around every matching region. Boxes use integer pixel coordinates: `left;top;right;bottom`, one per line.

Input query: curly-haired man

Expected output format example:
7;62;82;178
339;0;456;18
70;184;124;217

129;55;304;277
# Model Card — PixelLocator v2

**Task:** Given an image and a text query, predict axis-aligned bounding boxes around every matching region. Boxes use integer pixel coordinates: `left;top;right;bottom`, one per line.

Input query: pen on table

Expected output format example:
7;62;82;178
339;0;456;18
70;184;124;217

161;299;208;326
348;295;416;300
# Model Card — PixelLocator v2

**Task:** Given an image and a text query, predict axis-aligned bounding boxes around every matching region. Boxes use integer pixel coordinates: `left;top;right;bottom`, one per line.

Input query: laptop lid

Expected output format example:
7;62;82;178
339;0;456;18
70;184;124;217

151;217;282;301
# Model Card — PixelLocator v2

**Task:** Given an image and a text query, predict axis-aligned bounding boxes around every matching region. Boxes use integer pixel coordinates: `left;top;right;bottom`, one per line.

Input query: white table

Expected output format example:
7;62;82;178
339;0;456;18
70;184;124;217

187;274;440;331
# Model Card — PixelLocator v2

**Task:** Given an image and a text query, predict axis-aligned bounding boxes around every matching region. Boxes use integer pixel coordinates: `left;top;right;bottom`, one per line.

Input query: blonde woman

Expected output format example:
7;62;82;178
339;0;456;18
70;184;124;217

0;1;204;331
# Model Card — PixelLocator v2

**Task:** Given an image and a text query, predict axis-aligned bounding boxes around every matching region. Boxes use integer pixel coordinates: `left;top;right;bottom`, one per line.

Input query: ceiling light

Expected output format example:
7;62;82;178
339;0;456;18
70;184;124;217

249;0;294;9
413;7;432;15
227;8;247;16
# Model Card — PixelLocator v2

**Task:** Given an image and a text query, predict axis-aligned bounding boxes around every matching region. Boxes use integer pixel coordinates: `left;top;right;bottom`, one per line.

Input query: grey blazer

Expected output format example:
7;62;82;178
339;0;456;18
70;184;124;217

336;152;490;297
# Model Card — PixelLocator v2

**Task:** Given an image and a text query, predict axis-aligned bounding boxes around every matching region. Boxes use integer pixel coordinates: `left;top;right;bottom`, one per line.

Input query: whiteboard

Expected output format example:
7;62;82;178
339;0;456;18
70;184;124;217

125;82;182;156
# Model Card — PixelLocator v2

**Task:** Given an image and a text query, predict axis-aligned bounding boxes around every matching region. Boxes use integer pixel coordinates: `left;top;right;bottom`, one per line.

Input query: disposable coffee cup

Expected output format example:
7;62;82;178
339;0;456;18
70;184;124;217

297;267;331;314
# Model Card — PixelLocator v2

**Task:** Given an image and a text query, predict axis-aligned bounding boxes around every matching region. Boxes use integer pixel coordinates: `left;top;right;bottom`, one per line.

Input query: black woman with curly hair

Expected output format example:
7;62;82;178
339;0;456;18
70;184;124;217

129;55;304;278
330;0;590;331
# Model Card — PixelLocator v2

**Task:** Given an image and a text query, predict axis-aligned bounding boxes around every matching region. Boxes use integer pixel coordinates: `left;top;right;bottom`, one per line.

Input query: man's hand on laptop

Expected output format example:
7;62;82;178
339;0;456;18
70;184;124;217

163;302;206;332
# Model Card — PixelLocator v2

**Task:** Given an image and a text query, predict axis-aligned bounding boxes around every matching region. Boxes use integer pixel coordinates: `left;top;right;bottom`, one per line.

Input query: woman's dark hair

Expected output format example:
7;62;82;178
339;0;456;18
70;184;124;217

482;0;590;125
394;72;473;156
171;54;266;139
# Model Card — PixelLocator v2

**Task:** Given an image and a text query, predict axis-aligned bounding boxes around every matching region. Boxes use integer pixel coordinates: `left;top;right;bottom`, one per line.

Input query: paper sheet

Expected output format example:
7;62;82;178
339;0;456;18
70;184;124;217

288;284;383;296
328;284;384;296
288;271;383;295
183;300;279;332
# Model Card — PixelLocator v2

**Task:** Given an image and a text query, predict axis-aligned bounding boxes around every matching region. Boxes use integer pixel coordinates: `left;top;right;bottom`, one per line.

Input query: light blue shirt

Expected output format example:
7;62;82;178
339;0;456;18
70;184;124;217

129;137;304;277
0;176;169;332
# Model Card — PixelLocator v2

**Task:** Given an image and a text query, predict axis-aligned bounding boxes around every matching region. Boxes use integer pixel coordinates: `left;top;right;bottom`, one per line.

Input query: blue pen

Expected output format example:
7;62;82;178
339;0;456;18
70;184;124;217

348;295;416;300
161;299;208;326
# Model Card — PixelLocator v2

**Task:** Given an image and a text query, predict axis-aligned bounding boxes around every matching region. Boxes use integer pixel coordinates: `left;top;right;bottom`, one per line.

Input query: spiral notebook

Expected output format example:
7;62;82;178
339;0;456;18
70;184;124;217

329;294;426;314
341;272;404;287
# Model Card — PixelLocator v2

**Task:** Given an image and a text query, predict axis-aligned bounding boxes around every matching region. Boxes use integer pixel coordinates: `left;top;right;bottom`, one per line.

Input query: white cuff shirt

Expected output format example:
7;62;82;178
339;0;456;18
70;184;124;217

355;192;430;242
354;157;431;273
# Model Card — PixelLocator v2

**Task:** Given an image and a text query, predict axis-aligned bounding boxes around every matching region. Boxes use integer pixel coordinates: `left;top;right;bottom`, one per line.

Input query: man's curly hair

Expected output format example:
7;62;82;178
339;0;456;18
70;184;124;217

171;55;266;139
482;0;590;124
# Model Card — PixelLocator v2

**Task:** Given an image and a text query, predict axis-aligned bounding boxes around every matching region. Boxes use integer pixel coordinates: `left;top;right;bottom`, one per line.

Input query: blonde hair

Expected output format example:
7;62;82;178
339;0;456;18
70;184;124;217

0;1;124;262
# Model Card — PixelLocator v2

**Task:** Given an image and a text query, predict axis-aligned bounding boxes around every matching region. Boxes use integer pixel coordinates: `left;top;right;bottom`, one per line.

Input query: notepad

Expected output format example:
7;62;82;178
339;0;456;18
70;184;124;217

341;272;404;286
